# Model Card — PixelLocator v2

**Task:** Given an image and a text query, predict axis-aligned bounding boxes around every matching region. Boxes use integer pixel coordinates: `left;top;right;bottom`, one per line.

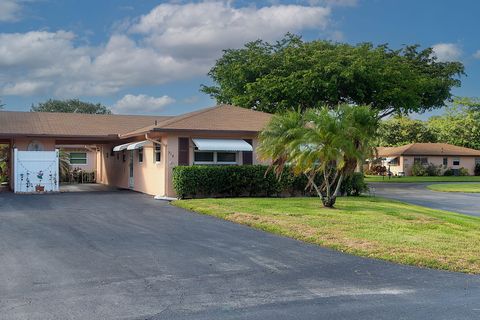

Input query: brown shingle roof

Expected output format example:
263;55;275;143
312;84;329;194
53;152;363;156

0;105;272;139
376;143;480;157
0;111;171;138
121;104;272;137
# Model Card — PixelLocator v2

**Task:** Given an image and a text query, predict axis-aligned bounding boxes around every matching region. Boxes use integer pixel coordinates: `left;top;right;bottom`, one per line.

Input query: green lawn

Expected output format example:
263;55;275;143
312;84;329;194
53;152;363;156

427;183;480;193
173;197;480;274
365;175;480;183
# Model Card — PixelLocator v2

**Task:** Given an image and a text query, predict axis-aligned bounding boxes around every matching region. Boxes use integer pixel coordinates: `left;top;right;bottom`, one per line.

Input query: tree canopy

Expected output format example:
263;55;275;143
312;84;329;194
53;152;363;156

377;116;437;146
31;99;112;114
202;34;464;118
375;97;480;150
427;98;480;150
257;104;377;207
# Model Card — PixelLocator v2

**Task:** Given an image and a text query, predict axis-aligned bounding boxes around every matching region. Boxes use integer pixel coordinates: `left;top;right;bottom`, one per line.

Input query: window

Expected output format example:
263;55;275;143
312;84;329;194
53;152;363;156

154;144;161;162
194;151;237;165
452;158;460;166
194;151;214;163
443;157;448;166
138;148;143;163
69;152;87;165
217;152;236;163
414;157;428;165
388;157;399;166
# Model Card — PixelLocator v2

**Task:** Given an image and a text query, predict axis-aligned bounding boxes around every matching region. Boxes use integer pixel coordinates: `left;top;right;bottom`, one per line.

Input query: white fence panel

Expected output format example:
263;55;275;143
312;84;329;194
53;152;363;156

14;149;59;193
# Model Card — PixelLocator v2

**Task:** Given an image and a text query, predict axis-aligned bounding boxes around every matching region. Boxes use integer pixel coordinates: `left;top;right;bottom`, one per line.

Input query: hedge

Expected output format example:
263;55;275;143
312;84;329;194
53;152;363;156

172;165;367;199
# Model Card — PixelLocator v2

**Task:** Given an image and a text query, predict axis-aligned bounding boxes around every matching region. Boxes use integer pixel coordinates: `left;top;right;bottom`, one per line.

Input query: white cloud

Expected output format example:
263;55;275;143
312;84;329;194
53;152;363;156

113;94;175;114
0;1;334;98
308;0;357;6
130;1;331;59
1;80;51;95
473;50;480;59
431;43;462;62
0;0;22;22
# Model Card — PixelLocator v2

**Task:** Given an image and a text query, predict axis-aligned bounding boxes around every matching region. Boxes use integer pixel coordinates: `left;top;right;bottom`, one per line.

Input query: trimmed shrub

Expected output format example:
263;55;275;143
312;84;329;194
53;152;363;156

412;163;441;176
443;168;454;176
340;173;369;196
459;167;470;176
172;165;367;199
425;163;441;176
475;163;480;176
411;163;427;176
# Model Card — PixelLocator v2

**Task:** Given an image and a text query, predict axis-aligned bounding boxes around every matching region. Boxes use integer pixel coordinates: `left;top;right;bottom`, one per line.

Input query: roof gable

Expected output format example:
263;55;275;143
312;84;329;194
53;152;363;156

120;105;272;137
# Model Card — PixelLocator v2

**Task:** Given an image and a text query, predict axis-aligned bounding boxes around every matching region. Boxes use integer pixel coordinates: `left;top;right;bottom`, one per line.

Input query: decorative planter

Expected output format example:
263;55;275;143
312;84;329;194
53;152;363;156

35;185;45;192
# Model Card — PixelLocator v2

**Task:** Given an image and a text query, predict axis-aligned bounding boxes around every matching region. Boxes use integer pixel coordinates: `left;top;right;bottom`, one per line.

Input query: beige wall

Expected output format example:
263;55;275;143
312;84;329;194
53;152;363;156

385;156;404;176
13;138;56;151
387;155;480;176
62;148;97;172
97;143;130;190
96;135;168;197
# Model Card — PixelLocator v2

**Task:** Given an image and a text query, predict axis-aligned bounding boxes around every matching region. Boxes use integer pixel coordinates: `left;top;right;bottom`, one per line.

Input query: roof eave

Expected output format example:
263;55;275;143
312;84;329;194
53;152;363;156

152;128;262;135
0;133;120;140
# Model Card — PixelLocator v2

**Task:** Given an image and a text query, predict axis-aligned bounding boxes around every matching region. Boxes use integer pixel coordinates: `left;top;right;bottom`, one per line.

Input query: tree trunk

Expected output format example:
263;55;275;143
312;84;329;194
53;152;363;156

321;174;344;208
321;195;337;208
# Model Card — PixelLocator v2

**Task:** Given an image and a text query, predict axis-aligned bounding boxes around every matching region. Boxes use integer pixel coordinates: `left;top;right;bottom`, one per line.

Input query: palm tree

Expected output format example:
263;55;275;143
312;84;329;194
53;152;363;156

257;104;377;208
58;150;70;182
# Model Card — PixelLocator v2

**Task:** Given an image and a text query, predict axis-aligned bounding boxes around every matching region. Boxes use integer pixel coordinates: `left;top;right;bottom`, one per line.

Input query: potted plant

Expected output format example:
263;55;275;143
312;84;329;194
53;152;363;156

35;170;44;192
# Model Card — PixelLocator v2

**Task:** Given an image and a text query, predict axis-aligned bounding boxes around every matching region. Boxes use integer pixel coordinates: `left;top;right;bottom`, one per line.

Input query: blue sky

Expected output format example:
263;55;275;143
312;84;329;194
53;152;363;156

0;0;479;117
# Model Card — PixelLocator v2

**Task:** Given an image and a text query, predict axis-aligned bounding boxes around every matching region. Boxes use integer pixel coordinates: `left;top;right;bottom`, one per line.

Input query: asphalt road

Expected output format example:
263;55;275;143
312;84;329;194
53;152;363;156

370;182;480;216
1;191;479;319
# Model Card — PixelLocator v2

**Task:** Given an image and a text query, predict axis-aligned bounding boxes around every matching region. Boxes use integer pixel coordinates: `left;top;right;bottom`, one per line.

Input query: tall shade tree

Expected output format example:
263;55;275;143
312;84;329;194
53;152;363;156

31;99;112;114
202;34;464;118
257;104;378;208
453;96;480;111
377;116;437;146
428;98;480;150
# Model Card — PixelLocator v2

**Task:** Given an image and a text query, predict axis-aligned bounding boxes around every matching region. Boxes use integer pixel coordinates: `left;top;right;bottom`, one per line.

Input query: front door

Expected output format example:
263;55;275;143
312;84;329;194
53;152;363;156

129;150;134;189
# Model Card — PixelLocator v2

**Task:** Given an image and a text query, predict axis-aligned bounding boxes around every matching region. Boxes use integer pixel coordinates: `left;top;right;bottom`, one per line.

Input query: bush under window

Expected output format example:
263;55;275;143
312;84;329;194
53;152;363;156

172;165;367;199
475;163;480;176
412;162;441;176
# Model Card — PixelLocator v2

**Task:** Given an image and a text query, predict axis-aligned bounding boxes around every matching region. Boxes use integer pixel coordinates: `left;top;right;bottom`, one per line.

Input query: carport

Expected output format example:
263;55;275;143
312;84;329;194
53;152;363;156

0;110;167;193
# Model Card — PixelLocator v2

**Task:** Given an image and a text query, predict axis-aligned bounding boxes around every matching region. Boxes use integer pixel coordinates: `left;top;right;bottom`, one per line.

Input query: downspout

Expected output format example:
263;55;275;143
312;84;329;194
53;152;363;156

144;133;164;146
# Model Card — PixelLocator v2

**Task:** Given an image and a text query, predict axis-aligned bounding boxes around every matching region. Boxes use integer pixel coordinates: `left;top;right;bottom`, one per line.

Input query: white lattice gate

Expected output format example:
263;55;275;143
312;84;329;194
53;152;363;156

14;149;59;193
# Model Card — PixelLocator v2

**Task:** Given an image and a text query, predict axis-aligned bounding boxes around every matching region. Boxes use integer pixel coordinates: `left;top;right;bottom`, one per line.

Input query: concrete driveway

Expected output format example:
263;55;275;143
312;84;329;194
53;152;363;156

370;182;480;216
1;191;480;320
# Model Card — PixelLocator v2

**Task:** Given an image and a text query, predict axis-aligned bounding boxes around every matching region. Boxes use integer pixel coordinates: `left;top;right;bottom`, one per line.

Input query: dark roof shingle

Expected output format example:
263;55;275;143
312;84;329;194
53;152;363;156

376;143;480;157
0;105;272;139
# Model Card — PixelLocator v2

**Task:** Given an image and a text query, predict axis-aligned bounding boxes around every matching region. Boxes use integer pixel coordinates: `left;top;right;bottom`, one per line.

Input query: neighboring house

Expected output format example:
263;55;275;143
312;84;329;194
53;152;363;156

0;105;271;197
376;143;480;176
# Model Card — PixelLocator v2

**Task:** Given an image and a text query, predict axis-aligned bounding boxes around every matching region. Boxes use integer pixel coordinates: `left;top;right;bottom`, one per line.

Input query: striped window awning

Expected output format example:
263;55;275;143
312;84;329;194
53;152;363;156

192;139;252;151
113;140;150;152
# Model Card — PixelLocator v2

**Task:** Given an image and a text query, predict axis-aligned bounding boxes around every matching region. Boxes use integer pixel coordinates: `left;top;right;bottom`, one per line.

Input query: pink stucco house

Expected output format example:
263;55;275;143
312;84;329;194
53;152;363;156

0;105;272;197
376;143;480;176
